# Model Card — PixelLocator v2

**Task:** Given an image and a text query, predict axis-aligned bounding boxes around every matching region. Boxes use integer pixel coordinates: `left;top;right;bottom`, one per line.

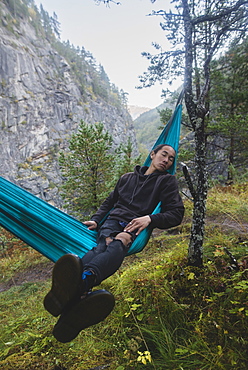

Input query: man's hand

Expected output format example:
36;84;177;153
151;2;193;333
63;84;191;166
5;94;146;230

124;215;151;235
83;220;98;230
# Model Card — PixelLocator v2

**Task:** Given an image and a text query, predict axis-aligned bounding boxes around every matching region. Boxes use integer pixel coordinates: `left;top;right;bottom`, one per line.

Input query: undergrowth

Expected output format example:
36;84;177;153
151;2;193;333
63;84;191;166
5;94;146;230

0;183;248;369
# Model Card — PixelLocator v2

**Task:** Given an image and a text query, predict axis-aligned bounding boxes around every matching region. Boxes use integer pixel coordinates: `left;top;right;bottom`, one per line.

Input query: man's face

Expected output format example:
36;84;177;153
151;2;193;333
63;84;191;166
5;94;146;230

150;145;175;173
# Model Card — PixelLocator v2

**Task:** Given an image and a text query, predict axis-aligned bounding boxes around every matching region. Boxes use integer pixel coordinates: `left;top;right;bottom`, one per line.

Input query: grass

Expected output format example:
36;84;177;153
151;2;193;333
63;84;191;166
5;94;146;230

207;183;248;223
0;183;248;369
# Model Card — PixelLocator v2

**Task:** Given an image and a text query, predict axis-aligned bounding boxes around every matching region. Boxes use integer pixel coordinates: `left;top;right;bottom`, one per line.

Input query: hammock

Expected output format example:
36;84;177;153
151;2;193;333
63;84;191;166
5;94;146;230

0;99;183;262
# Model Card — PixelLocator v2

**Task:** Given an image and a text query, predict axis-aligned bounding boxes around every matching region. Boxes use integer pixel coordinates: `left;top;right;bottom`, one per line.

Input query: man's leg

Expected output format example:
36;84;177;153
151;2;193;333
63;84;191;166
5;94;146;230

82;232;132;285
44;221;133;317
81;234;108;266
51;232;132;342
81;219;131;285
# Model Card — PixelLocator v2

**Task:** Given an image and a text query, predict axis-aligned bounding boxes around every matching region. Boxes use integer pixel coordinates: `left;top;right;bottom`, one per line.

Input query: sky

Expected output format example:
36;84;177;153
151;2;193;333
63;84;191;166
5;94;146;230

36;0;182;108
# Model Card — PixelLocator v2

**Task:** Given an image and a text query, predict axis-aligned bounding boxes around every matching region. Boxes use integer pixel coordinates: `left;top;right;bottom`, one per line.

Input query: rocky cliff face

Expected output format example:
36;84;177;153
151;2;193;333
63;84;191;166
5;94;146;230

0;2;137;207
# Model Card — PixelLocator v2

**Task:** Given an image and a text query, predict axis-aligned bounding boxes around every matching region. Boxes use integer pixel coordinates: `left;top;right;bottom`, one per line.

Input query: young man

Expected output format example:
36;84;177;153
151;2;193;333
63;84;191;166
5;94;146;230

44;144;184;342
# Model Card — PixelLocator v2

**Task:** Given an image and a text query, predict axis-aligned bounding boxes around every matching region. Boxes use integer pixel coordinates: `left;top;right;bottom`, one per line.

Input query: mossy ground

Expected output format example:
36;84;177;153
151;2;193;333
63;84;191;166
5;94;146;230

0;184;248;369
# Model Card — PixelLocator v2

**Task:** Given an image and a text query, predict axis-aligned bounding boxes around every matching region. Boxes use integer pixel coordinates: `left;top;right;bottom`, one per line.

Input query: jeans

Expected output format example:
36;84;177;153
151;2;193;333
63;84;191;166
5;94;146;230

81;219;136;285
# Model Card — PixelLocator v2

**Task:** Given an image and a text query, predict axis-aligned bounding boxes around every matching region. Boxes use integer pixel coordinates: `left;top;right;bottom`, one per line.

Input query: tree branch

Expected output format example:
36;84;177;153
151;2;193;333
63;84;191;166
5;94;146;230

93;0;121;5
182;163;197;201
192;0;248;25
148;10;183;18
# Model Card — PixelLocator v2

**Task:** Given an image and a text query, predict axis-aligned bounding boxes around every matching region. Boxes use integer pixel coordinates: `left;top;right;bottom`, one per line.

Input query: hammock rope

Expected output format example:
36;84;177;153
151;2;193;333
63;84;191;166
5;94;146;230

0;97;183;262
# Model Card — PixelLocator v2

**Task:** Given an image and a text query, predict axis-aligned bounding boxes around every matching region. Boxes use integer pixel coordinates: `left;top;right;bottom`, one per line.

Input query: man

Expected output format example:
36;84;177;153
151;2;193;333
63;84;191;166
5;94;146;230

44;144;184;342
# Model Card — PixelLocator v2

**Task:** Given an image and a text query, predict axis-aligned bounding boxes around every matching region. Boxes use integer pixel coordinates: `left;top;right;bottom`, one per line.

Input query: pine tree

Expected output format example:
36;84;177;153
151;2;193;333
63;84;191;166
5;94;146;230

113;137;141;184
59;121;115;220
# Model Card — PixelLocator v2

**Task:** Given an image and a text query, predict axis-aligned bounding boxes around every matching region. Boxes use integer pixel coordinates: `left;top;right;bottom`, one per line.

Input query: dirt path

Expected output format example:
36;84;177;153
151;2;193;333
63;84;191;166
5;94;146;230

0;261;54;293
207;214;248;234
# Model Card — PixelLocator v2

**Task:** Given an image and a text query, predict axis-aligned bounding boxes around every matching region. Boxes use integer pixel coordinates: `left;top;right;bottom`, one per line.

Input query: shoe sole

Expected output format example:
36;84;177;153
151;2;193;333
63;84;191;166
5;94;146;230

43;254;82;317
52;289;115;343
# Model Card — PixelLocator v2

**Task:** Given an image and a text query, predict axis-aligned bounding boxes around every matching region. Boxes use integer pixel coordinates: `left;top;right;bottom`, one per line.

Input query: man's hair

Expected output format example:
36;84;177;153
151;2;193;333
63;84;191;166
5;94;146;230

152;144;176;154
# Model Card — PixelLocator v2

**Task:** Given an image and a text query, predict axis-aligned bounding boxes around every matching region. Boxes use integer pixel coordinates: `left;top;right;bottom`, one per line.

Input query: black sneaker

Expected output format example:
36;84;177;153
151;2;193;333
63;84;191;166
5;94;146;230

52;289;115;343
43;254;83;317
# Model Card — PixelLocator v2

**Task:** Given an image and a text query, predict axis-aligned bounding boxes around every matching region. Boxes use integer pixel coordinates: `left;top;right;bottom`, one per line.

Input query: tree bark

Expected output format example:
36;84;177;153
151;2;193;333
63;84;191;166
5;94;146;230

182;0;208;267
187;119;207;267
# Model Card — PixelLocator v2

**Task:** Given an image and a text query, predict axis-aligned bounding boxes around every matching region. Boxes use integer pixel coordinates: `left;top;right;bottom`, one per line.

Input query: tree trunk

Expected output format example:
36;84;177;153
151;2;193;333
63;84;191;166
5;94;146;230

182;0;207;267
187;119;208;267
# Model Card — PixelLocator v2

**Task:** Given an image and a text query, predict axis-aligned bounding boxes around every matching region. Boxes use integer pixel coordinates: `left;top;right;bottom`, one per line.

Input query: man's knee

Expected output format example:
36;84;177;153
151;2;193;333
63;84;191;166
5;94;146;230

115;232;132;246
105;236;113;246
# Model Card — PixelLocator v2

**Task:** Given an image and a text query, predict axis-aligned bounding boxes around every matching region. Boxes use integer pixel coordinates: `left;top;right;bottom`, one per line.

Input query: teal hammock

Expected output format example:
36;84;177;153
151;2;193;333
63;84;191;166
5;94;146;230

0;101;182;262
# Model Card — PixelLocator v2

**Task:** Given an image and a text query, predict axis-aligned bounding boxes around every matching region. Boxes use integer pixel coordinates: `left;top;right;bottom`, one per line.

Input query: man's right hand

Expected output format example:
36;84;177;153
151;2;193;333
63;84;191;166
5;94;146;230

83;221;98;230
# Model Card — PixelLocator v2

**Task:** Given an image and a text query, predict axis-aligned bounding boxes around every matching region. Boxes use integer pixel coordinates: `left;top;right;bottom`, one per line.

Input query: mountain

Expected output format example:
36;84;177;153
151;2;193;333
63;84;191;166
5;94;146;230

127;105;151;120
133;101;175;152
0;0;137;207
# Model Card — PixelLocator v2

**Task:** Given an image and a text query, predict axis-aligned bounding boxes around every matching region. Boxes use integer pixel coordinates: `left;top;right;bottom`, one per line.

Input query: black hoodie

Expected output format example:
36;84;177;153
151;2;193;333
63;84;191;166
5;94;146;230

91;166;184;230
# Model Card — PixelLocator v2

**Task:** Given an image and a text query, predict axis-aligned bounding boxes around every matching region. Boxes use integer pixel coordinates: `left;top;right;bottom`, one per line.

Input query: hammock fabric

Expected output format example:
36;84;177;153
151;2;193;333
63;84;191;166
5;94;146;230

0;101;182;262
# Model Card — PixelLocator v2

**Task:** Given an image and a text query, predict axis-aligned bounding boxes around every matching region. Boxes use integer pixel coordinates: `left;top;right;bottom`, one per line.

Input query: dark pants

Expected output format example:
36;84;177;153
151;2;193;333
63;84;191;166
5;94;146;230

81;219;136;285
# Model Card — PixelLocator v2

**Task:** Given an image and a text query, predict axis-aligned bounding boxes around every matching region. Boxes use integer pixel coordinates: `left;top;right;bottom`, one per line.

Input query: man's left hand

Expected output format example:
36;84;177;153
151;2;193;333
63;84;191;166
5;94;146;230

124;215;151;235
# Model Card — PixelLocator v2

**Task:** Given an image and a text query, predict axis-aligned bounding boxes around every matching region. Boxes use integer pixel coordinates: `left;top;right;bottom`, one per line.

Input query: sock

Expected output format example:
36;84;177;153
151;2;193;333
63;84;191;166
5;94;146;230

81;270;96;293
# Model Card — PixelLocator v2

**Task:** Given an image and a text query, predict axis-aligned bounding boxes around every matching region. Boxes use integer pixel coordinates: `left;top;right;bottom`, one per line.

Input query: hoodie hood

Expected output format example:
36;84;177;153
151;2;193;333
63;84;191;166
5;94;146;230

134;165;168;177
127;165;171;207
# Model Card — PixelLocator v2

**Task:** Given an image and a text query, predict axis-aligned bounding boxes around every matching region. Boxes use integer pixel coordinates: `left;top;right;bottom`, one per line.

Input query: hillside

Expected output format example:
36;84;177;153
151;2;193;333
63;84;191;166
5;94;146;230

133;95;188;153
133;102;172;150
0;183;248;369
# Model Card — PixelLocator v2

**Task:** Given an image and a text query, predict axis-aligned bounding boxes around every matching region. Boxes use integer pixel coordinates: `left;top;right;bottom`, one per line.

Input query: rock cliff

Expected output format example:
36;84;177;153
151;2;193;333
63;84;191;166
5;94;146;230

0;1;137;207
